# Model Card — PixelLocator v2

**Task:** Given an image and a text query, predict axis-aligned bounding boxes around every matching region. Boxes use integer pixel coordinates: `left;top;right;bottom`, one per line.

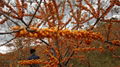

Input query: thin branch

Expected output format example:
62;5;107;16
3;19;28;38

63;47;70;57
0;37;16;47
20;0;28;26
0;12;20;26
27;0;42;27
3;1;18;15
64;41;83;66
101;19;120;23
64;51;74;66
4;15;20;26
0;30;21;35
0;8;27;26
91;18;101;29
90;2;115;30
39;39;57;56
104;41;120;46
104;41;112;45
20;19;28;26
106;23;112;41
39;39;49;46
51;0;62;29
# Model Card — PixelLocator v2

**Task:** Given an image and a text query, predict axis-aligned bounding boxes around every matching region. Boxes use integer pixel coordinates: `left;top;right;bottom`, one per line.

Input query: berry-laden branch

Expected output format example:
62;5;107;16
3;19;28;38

10;26;104;42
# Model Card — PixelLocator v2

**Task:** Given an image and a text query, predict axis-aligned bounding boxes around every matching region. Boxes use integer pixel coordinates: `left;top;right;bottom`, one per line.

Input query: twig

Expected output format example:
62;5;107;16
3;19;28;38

106;23;112;41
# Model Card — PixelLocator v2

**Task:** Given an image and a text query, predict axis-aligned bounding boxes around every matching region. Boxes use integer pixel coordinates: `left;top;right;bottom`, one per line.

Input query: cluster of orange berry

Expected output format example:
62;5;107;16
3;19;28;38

112;40;120;46
18;59;46;65
11;26;104;41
